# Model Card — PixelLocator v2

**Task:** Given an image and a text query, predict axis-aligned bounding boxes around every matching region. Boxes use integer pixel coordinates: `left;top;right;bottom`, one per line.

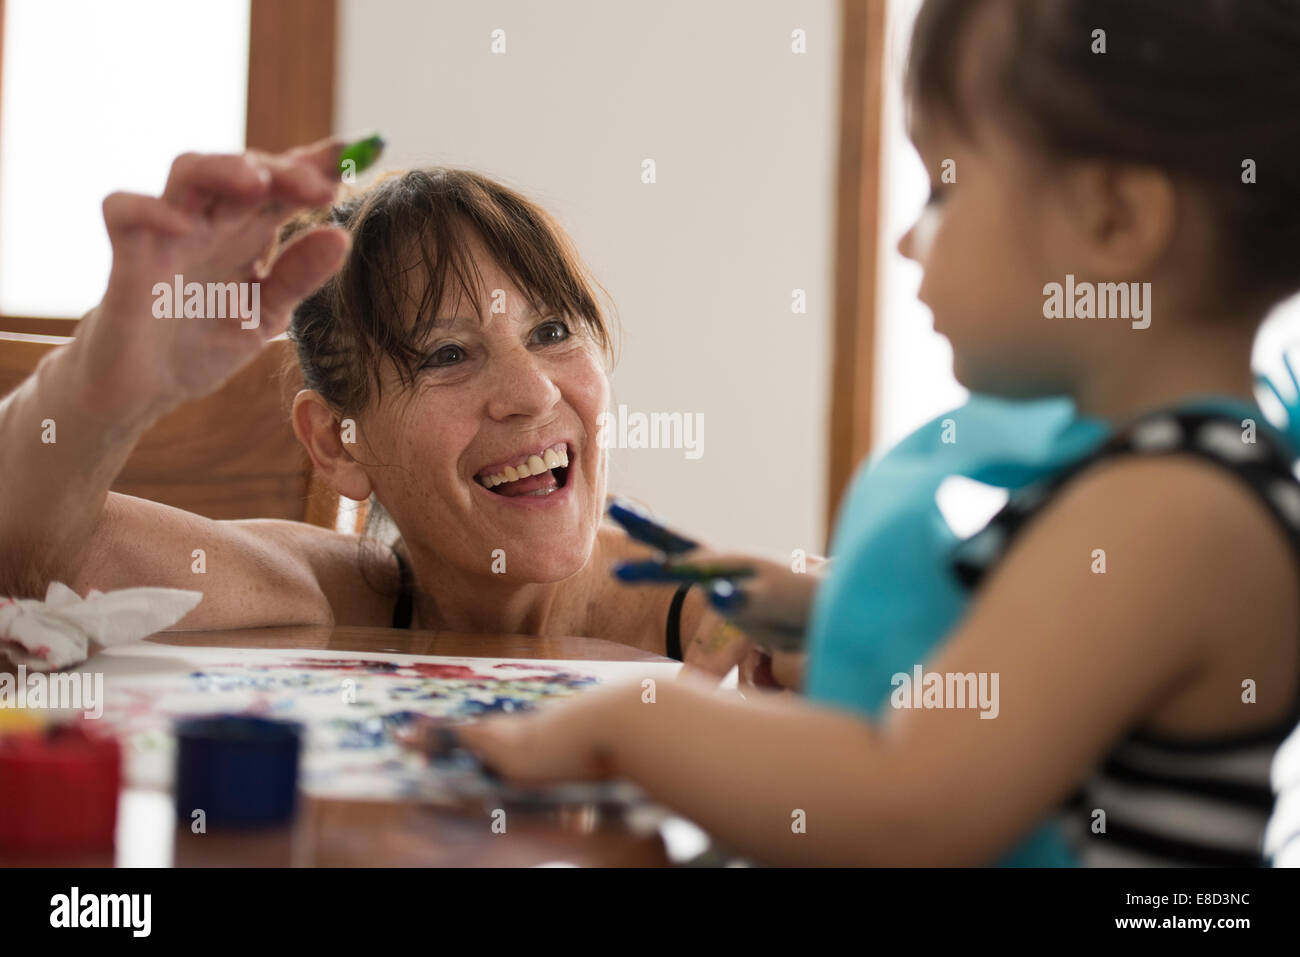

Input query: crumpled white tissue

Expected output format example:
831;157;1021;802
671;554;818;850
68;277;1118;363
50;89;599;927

0;582;203;672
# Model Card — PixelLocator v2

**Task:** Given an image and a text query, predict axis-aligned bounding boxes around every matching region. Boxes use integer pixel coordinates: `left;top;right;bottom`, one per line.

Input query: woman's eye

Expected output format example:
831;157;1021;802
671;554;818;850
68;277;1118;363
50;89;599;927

427;344;466;366
531;319;571;345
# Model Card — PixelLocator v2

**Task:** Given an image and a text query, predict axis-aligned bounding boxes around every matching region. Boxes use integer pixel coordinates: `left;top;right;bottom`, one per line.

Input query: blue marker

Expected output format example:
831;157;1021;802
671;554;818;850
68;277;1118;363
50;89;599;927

614;560;757;584
607;501;698;555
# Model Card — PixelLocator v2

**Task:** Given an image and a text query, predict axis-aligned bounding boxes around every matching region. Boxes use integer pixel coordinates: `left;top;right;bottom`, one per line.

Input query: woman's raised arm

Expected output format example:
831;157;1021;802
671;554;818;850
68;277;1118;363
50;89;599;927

0;143;355;626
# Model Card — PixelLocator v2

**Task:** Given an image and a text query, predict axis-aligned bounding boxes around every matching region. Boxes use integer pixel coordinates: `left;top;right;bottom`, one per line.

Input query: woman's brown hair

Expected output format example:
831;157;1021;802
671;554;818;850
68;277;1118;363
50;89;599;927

286;166;614;415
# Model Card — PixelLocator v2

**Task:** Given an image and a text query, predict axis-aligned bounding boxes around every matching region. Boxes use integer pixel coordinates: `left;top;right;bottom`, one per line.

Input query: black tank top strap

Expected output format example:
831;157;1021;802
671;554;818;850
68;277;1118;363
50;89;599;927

953;406;1300;590
391;547;414;629
665;582;692;661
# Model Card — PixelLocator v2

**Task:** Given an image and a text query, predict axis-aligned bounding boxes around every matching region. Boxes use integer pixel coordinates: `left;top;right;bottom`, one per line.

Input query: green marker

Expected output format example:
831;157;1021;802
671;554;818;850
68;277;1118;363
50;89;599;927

338;133;386;177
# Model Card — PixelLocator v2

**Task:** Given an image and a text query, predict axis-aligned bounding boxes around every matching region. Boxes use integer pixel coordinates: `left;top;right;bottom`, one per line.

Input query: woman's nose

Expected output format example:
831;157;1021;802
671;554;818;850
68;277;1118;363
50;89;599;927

484;348;562;421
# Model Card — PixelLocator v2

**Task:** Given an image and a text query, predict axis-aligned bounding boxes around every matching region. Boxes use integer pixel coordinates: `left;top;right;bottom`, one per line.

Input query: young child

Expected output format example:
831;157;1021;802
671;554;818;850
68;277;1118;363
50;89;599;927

456;0;1300;866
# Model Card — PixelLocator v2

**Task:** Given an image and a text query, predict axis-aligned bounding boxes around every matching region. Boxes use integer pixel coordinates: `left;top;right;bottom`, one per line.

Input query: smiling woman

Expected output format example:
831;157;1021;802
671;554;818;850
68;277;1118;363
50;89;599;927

283;168;624;630
0;144;764;677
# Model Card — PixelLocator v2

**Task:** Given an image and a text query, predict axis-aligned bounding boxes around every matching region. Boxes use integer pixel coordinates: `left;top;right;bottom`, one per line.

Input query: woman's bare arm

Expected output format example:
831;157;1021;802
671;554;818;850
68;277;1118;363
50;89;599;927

0;144;357;628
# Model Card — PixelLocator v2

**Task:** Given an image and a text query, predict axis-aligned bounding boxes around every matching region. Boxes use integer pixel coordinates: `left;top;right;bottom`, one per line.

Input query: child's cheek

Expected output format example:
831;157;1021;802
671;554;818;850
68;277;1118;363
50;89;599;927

916;213;970;332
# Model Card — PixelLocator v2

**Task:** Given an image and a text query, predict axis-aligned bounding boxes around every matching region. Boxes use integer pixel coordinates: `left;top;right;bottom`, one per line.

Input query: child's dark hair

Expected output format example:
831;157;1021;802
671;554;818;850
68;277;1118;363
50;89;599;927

907;0;1300;308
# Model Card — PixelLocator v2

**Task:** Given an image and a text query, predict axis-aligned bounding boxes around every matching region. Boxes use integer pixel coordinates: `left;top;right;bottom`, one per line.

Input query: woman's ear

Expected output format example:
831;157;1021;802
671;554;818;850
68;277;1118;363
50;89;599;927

291;390;373;502
1066;161;1176;279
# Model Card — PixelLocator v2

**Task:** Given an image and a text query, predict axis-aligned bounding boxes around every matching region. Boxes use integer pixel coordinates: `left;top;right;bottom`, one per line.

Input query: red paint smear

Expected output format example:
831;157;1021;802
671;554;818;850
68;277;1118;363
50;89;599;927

262;658;490;680
404;663;485;679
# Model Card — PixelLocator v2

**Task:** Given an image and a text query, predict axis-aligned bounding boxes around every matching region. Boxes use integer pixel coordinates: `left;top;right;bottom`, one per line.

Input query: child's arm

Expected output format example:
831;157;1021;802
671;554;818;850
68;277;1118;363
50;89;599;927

460;455;1295;864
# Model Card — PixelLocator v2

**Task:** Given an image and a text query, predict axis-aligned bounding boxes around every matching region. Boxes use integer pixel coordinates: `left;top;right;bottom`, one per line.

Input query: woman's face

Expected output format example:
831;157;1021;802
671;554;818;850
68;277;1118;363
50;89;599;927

357;244;610;583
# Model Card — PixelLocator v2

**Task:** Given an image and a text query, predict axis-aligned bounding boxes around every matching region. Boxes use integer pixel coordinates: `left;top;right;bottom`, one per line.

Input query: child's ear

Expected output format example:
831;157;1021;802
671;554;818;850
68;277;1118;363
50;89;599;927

1068;162;1176;278
291;390;374;503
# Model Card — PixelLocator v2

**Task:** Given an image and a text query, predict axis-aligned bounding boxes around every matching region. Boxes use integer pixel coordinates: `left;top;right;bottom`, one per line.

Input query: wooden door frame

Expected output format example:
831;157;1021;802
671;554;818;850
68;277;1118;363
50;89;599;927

827;0;888;541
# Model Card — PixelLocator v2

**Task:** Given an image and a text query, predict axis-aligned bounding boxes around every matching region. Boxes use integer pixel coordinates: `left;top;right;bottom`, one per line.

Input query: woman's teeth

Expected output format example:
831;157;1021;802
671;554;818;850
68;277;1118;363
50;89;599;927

479;443;570;489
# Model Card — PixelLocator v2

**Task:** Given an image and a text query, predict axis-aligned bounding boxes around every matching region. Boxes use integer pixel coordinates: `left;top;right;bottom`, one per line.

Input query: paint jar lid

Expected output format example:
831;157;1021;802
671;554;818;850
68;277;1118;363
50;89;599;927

0;723;121;853
174;715;302;828
0;704;47;736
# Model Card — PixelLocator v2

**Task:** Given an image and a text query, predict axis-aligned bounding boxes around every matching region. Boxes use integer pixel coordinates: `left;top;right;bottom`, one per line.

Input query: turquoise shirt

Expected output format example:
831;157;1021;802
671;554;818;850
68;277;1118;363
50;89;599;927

803;389;1300;866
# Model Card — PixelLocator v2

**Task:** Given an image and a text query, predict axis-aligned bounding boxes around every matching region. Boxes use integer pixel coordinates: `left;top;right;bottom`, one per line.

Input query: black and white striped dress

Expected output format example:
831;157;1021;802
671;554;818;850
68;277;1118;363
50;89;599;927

951;407;1300;866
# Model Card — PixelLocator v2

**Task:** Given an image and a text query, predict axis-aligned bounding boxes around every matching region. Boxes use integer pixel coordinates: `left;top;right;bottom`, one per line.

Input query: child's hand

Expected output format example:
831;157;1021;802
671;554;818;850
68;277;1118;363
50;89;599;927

455;685;634;785
73;139;350;424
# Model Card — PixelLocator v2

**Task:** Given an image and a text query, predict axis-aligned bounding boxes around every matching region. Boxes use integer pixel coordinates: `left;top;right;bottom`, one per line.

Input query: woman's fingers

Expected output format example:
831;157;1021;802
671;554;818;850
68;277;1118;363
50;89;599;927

162;152;271;214
255;226;351;338
769;651;805;691
682;617;752;678
102;192;196;241
285;135;349;176
162;150;336;221
249;150;338;209
739;645;777;688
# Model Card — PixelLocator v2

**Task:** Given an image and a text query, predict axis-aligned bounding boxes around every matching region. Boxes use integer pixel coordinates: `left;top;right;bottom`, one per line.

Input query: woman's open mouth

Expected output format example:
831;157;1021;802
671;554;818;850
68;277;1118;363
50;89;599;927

474;442;571;498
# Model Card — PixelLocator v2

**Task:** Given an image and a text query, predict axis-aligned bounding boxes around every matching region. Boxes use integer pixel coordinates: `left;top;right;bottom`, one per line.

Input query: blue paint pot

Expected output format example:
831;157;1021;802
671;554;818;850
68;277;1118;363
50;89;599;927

174;715;302;828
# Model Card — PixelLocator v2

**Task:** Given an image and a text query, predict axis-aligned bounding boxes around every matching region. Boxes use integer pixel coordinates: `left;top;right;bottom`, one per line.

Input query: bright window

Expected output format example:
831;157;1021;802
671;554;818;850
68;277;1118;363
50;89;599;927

0;0;250;317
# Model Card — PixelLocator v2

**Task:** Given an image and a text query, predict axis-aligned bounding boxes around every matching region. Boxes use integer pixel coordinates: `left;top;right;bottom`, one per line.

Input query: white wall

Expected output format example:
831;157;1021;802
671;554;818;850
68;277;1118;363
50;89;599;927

873;0;966;453
335;0;839;556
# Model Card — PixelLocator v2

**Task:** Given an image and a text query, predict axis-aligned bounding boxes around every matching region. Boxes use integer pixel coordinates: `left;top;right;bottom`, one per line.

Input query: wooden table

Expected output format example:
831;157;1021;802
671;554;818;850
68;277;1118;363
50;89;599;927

102;626;680;868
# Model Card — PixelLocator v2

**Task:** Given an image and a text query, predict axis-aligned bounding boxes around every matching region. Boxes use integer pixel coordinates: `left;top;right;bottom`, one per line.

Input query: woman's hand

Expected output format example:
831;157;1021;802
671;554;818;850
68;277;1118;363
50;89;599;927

704;551;824;652
738;645;806;692
677;551;819;691
72;139;351;425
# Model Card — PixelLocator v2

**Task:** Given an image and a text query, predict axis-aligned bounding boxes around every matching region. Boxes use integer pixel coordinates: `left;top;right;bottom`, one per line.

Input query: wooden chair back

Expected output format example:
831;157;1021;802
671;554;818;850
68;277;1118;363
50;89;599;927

0;327;339;527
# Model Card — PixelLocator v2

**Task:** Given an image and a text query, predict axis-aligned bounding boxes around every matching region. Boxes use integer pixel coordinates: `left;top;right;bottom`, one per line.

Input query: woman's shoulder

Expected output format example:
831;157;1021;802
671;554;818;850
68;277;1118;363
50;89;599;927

586;523;680;650
253;519;401;627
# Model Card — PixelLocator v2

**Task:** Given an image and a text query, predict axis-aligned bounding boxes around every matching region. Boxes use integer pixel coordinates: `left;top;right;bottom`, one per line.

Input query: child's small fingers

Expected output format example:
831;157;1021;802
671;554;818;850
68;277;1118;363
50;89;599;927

455;720;534;779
